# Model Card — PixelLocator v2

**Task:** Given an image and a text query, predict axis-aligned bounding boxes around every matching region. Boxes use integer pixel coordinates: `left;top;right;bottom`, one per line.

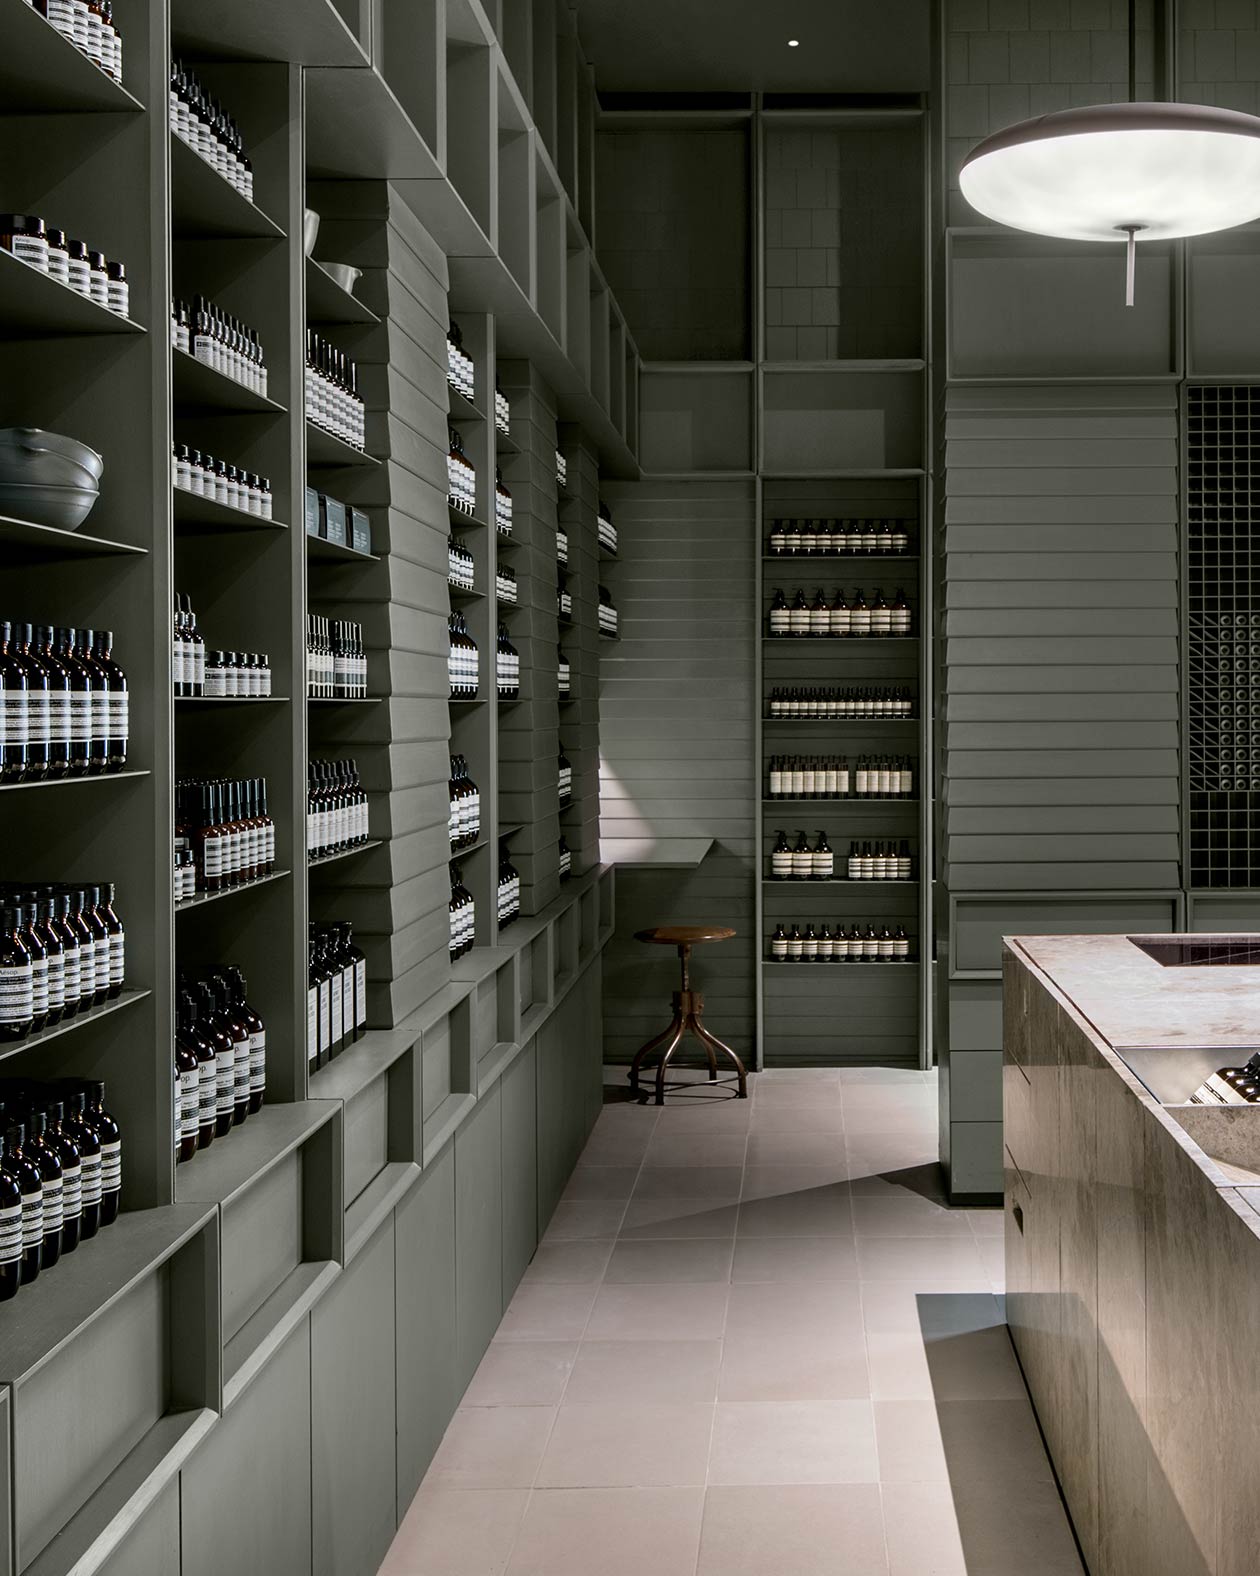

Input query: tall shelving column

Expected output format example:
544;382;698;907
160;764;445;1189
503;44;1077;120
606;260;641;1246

0;0;171;1203
560;424;602;875
170;60;306;1134
753;102;931;1069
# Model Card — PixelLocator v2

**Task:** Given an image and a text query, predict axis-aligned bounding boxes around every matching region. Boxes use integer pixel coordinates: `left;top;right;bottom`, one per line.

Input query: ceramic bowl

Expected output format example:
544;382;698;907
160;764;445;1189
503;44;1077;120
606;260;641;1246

323;262;362;295
0;427;105;487
0;479;100;530
303;207;321;257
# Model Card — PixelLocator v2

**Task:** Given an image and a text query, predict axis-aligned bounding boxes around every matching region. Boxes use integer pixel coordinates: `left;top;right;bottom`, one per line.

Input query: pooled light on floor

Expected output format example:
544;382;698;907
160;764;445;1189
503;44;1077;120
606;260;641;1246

959;101;1260;305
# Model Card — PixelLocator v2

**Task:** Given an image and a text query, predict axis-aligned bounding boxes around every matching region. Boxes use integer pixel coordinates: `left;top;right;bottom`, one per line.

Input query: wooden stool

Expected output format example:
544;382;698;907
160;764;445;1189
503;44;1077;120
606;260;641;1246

629;926;747;1106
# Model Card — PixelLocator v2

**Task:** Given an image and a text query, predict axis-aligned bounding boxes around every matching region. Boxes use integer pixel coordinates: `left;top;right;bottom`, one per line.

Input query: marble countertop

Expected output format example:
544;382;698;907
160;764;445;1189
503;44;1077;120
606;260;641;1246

1008;932;1260;1050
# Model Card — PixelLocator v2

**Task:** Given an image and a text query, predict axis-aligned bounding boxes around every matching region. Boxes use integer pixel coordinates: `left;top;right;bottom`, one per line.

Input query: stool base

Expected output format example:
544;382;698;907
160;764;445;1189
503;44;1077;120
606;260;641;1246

628;988;748;1106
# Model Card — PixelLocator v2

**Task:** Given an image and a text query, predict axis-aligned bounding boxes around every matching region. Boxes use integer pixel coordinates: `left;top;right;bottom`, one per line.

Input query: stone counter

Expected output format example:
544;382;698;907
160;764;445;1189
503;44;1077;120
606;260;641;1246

1005;933;1260;1576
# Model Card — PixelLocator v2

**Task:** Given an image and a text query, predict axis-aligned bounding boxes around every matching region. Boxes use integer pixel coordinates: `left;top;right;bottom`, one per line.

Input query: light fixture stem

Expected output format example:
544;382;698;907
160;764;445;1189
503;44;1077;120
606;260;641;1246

1128;0;1137;101
1121;224;1141;306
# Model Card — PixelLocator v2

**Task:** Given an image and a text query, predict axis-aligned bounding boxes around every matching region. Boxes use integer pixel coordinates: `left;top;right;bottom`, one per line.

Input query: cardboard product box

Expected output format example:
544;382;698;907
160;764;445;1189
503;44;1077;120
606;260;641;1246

305;486;321;537
350;508;372;555
324;496;348;546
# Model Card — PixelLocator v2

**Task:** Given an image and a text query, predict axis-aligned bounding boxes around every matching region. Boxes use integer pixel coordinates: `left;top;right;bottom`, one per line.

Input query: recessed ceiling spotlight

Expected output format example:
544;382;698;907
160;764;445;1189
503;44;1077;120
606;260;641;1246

788;38;799;45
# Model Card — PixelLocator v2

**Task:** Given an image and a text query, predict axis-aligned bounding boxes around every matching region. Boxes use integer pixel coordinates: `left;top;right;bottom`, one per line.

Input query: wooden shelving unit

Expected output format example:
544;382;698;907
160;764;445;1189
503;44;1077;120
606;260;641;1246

0;1;636;1570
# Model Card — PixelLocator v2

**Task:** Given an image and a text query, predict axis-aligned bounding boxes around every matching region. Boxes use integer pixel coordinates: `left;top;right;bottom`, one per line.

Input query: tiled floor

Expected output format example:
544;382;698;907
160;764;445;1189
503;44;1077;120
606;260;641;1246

378;1068;1084;1576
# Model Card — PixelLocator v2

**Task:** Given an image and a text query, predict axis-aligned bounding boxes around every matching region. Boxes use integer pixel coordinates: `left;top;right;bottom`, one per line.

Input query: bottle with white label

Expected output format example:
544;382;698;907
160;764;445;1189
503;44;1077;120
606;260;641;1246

226;967;266;1113
771;830;792;879
0;1136;21;1300
81;1080;121;1226
0;907;34;1042
25;1110;63;1271
1189;1052;1260;1105
5;1125;42;1284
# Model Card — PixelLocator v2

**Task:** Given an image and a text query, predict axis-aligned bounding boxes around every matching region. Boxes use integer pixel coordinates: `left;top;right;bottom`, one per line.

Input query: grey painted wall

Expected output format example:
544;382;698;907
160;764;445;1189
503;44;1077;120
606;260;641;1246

599;478;757;1065
595;127;751;361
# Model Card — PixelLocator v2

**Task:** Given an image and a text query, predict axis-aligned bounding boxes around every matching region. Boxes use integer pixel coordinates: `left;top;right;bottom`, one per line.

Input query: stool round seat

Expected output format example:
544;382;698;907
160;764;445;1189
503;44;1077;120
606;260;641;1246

628;926;747;1104
634;926;736;946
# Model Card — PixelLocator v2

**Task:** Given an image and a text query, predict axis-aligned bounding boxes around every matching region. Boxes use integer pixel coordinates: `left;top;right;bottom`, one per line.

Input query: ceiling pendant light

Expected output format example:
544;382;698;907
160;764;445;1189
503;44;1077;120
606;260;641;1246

960;101;1260;304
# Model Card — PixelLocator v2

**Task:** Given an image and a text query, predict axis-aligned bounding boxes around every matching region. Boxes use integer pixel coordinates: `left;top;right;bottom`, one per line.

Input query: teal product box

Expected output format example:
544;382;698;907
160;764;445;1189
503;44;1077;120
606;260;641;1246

305;487;320;536
350;508;371;555
325;497;348;546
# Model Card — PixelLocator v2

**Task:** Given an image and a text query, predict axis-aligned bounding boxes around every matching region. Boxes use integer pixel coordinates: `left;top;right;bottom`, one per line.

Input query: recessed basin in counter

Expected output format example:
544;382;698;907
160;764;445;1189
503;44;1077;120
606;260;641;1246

1129;934;1260;967
1115;1042;1260;1182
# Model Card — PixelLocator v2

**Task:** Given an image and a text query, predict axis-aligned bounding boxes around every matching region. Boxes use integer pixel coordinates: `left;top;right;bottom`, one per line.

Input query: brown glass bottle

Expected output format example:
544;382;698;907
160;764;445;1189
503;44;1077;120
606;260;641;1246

84;1081;120;1226
24;1110;63;1270
180;989;217;1150
0;1133;21;1300
34;892;64;1027
34;625;71;778
0;904;33;1042
6;1125;42;1284
175;994;202;1163
75;628;109;774
91;629;128;771
197;984;236;1138
61;1089;100;1239
12;624;49;781
82;887;110;1006
0;622;27;784
97;881;124;998
225;966;265;1112
212;974;251;1125
44;1099;81;1254
56;626;92;776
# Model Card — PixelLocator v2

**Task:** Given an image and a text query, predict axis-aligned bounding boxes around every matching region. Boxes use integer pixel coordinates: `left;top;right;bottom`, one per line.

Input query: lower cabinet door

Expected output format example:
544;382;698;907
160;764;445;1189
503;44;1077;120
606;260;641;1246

181;1322;313;1576
312;1218;398;1576
96;1477;180;1576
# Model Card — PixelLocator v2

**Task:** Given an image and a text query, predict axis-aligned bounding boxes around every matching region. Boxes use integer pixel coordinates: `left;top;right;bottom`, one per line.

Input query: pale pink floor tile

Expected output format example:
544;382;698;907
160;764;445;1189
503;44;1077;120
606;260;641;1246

564;1339;723;1404
698;1484;887;1576
604;1237;734;1284
426;1407;557;1490
585;1281;730;1341
377;1488;528;1576
536;1402;714;1488
709;1400;880;1485
505;1487;704;1576
464;1342;578;1407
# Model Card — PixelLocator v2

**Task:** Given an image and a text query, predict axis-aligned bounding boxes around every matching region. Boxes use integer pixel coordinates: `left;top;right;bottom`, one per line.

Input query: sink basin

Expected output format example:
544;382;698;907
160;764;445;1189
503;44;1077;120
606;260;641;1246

1130;934;1260;967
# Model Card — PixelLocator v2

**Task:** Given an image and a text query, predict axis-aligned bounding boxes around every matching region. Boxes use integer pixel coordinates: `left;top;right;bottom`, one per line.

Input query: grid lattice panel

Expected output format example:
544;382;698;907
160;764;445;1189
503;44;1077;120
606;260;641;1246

1188;385;1260;886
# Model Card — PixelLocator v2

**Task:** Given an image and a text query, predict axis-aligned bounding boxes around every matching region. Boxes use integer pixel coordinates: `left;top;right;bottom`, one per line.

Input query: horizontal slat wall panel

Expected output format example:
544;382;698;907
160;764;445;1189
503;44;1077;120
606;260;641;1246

938;381;1181;1196
941;383;1181;893
600;479;756;1064
307;184;452;1024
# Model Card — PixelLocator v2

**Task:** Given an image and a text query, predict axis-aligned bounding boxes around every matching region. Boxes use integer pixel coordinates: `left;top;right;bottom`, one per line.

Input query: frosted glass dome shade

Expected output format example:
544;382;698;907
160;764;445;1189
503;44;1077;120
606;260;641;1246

959;102;1260;242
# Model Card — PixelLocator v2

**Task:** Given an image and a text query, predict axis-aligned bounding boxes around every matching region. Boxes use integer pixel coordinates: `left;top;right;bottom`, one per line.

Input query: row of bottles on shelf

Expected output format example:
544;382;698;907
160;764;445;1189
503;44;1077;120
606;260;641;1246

767;756;915;799
169;59;254;201
446;323;474;400
0;1081;119;1301
496;566;517;605
555;450;567;489
558;747;572;806
768;518;911;557
495;470;513;535
306;616;367;699
0;623;127;780
448;535;475;592
770;832;913;881
597;501;617;555
449;863;475;958
31;0;124;81
598;587;618;637
558;575;572;621
0;885;124;1040
173;443;273;517
307;758;369;860
559;649;571;697
495;383;510;437
768;588;912;637
449;754;480;850
497;625;520;700
174;969;265;1164
767;686;914;720
556;527;568;566
0;215;129;316
171;295;268;396
175;778;275;899
559;834;572;881
174;594;272;697
306;331;365;450
448;429;475;515
769;923;913;963
448;611;477;698
306;923;368;1073
498;844;520;929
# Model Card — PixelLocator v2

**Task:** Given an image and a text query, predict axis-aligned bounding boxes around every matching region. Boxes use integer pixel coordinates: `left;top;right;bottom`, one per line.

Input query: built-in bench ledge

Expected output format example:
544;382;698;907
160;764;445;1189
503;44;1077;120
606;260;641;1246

601;837;714;868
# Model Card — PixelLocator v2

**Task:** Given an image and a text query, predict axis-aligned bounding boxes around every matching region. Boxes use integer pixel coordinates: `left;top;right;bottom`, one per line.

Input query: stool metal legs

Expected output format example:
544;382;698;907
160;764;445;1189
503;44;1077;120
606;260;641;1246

628;944;748;1106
